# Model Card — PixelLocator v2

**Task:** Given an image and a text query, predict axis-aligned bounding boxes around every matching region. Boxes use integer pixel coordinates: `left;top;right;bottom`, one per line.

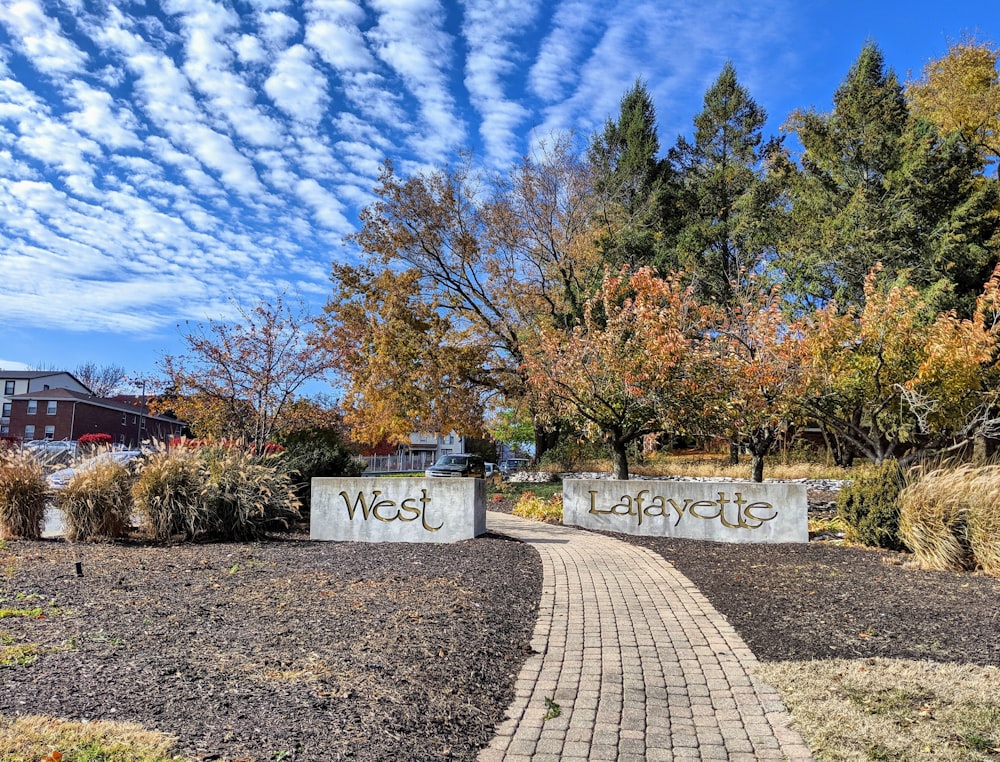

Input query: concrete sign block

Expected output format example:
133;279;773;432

310;477;486;543
563;478;808;543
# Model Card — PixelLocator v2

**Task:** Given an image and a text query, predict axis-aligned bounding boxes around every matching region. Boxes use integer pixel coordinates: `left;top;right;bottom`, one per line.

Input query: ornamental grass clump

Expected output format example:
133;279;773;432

967;466;1000;575
512;491;563;523
132;447;208;541
199;444;299;540
0;452;48;540
54;458;133;541
898;466;974;572
899;464;1000;575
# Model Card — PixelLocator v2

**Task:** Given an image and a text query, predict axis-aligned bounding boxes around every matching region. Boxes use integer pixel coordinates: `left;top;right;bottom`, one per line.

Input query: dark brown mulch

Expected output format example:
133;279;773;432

621;534;1000;666
493;490;1000;667
0;532;541;761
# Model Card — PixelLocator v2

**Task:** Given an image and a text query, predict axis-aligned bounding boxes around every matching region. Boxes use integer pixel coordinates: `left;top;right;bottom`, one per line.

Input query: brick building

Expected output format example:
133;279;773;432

8;388;185;447
1;370;91;436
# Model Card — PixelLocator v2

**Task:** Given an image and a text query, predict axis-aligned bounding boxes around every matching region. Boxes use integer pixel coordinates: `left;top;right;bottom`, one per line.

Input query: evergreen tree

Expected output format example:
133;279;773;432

780;43;999;314
670;62;783;306
588;81;676;270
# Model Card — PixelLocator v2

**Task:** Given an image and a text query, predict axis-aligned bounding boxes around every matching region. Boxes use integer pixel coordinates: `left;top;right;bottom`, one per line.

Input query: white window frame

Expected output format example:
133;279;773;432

44;425;55;440
27;400;37;415
24;424;35;440
46;400;57;415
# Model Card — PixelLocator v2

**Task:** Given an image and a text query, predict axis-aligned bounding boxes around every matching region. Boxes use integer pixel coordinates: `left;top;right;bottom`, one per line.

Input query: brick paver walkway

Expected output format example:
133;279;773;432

480;512;813;762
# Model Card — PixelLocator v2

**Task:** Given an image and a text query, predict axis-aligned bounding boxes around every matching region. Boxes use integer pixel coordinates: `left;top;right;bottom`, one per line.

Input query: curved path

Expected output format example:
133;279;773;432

480;512;812;762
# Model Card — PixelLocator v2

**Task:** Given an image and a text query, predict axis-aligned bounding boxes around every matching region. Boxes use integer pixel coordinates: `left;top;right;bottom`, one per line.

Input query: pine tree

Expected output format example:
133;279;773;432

588;81;675;270
781;43;999;315
670;62;783;306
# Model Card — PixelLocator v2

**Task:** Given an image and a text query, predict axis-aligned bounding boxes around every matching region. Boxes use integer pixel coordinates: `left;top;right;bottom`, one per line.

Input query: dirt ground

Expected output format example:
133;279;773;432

0;533;541;761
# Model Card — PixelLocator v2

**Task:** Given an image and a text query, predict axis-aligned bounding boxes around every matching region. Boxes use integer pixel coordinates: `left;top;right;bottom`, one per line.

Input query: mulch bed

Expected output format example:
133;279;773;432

4;490;1000;760
0;532;541;761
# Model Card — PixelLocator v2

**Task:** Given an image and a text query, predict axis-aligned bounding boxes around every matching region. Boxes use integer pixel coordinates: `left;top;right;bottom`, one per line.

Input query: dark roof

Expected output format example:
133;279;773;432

1;370;69;379
8;388;183;425
0;370;93;393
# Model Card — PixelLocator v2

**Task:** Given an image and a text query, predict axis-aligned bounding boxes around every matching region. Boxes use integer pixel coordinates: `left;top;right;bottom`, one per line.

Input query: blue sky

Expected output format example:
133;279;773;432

0;0;996;390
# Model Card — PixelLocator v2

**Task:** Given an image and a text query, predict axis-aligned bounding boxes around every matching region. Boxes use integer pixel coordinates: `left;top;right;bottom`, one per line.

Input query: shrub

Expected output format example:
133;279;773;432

512;491;563;523
899;464;1000;574
837;459;907;550
199;444;300;540
277;428;364;516
0;453;48;540
54;459;133;541
132;448;207;541
77;433;113;451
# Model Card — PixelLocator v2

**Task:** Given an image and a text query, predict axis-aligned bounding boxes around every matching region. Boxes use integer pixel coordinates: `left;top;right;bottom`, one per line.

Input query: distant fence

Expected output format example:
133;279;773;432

363;451;438;474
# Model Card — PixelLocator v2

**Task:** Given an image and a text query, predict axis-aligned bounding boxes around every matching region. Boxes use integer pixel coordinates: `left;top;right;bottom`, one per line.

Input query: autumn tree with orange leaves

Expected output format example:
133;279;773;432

798;267;1000;466
154;296;335;452
694;282;808;481
523;267;708;479
324;138;602;455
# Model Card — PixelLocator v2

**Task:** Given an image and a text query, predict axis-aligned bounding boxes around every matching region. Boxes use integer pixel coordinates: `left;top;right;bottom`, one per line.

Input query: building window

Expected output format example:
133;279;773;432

27;400;37;415
4;381;13;395
121;413;127;426
24;425;35;440
140;417;146;429
44;425;55;440
0;424;7;435
1;402;9;418
46;401;57;415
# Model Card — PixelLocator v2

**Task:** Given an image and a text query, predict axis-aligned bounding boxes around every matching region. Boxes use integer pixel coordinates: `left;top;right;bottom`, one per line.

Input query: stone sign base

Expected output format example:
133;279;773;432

310;477;486;543
563;478;808;543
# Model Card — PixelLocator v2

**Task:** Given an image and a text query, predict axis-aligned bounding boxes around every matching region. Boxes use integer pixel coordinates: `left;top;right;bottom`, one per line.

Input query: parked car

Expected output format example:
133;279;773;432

25;439;77;453
484;462;501;486
47;450;144;490
499;458;530;475
425;454;486;479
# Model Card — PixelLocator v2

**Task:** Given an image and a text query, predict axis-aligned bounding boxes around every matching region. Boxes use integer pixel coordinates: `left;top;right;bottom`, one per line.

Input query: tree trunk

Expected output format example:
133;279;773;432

728;440;740;465
611;439;629;480
533;422;560;461
751;453;765;483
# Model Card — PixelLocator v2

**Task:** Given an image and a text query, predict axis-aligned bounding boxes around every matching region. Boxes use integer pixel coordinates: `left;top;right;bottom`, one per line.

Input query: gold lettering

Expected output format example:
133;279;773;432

339;488;443;531
688;499;722;520
419;490;443;532
583;487;783;532
340;490;376;520
743;501;778;528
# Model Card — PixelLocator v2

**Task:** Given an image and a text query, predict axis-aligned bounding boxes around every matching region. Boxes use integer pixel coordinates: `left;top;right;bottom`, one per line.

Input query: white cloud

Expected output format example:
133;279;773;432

304;0;374;71
461;0;538;166
66;80;142;149
265;44;328;125
528;0;599;104
367;0;465;161
167;0;285;147
0;0;87;74
295;177;351;232
257;11;301;49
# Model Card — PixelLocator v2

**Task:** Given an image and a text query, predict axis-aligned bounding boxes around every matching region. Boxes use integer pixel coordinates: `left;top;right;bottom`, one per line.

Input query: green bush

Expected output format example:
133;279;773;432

55;459;133;541
277;428;364;516
0;453;48;540
837;459;907;550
